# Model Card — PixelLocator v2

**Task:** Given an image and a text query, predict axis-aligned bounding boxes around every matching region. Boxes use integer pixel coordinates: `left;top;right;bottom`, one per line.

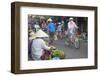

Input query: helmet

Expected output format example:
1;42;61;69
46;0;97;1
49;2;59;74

69;17;73;20
58;22;61;25
47;18;52;22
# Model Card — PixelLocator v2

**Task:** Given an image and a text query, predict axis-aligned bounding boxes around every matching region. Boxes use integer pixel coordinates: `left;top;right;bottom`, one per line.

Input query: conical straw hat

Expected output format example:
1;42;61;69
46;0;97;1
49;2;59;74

29;31;36;40
35;29;49;38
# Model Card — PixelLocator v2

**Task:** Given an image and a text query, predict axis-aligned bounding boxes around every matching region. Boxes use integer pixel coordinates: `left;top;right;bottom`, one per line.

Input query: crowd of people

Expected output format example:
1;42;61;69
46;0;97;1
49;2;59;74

28;15;79;60
29;16;79;40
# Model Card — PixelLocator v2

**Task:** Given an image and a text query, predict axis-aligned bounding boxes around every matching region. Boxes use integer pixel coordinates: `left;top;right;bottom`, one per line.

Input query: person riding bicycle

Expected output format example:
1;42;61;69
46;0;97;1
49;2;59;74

67;18;78;43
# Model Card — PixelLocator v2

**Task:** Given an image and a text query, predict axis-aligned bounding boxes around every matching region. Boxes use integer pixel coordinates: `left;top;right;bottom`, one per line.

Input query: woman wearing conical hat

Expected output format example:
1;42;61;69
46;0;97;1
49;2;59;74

31;29;53;60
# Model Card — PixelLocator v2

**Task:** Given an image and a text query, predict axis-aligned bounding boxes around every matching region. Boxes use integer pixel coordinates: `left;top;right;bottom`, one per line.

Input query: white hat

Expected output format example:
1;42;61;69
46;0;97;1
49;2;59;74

58;22;61;25
47;18;52;22
35;29;49;38
69;17;73;20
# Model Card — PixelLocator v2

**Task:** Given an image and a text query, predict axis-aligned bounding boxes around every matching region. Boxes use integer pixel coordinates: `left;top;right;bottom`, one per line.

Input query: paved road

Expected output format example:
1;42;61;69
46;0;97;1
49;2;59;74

53;39;88;59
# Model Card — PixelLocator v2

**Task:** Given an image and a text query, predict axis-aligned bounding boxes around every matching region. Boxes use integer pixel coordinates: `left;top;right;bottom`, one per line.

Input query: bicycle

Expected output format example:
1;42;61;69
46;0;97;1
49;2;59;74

65;29;80;49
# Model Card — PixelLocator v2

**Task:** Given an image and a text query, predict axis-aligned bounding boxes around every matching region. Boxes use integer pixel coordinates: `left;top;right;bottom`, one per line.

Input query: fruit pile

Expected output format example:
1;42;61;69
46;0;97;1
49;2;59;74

44;40;65;60
52;49;65;59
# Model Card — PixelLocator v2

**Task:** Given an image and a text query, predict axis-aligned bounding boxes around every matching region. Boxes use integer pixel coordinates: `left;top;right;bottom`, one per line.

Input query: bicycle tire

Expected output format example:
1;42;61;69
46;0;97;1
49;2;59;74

74;37;80;49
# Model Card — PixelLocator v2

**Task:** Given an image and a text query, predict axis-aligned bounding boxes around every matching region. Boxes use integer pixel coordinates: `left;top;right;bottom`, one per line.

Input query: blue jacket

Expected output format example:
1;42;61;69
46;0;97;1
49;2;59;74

48;23;56;32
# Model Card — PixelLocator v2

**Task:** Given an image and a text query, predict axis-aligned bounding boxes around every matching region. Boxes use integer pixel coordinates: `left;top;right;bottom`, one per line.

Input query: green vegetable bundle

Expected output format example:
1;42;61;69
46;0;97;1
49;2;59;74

52;49;65;59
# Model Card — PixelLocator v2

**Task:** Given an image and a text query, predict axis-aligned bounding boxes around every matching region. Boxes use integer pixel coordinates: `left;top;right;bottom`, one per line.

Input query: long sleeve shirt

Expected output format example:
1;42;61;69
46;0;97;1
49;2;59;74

31;38;50;60
68;21;78;30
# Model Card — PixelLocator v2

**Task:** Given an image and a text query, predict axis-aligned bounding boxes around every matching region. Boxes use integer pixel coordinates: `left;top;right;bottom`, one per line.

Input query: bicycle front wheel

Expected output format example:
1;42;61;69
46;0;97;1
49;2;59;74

74;37;80;49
